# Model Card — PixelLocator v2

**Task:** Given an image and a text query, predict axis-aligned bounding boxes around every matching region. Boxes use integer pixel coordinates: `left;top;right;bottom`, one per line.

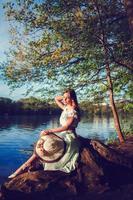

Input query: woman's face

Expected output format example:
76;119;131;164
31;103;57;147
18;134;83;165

63;92;72;105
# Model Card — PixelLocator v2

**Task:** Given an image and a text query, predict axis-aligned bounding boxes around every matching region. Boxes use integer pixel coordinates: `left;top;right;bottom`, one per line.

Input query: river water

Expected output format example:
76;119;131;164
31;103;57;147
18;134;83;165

0;114;117;184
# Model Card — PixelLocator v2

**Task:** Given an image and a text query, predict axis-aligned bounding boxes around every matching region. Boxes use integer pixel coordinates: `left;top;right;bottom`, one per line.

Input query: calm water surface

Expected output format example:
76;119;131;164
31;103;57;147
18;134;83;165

0;114;116;184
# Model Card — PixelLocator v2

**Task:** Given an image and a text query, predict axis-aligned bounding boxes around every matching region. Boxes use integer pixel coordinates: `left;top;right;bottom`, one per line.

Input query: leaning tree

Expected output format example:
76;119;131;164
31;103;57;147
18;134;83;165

1;0;133;142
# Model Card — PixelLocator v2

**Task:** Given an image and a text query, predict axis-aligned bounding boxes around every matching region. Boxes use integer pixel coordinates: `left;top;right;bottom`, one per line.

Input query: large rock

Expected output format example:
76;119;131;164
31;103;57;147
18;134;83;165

1;136;133;200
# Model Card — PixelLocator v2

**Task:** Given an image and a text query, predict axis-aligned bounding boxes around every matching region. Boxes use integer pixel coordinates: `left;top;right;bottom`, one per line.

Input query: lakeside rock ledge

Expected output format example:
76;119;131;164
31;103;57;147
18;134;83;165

1;136;133;200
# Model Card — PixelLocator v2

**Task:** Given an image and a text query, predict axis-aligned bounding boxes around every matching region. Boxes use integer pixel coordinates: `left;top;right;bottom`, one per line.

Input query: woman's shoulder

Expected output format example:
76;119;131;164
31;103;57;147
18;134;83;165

65;106;76;112
66;107;78;117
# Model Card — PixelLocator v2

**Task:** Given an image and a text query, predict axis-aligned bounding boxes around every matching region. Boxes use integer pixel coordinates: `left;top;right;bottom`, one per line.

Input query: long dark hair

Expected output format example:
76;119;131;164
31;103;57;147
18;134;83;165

64;89;80;121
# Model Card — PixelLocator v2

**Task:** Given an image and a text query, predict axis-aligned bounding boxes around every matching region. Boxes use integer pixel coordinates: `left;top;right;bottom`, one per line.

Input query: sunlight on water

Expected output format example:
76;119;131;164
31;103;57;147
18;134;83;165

0;114;116;184
77;115;115;140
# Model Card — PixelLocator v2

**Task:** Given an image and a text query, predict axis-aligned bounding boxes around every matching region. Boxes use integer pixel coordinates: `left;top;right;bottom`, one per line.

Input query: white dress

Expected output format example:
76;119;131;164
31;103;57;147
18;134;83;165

43;107;79;173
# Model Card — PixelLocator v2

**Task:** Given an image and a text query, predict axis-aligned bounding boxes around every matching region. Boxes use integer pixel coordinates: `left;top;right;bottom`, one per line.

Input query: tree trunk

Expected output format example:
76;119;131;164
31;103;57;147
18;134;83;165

103;37;125;143
93;0;125;143
105;64;125;143
124;0;133;36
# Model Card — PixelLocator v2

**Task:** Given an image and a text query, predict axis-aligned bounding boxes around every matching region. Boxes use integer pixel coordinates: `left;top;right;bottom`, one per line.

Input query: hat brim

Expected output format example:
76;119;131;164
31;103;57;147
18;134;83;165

35;133;66;163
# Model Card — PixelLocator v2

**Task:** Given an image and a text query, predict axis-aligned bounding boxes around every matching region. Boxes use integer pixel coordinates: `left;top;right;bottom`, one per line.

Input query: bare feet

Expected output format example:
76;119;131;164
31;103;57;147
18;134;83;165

8;173;17;179
8;163;30;179
8;154;37;179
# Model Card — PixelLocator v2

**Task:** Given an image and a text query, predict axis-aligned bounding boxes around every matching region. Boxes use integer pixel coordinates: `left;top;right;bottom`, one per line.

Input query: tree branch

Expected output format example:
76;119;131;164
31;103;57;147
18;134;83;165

66;57;85;67
107;46;133;72
113;60;133;73
109;13;126;25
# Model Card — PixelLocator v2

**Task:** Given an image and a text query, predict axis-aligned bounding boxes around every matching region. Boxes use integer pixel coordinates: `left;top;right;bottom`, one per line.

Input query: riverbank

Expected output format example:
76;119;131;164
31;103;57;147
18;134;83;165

99;135;133;200
1;135;133;200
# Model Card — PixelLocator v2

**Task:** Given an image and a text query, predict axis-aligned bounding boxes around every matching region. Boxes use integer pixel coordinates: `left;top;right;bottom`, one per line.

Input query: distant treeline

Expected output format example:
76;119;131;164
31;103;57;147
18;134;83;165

80;100;133;116
0;97;61;115
0;97;132;116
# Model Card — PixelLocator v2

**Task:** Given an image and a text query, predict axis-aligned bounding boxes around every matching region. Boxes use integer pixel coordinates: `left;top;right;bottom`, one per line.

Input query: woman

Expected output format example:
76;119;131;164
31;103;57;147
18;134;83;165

8;89;80;178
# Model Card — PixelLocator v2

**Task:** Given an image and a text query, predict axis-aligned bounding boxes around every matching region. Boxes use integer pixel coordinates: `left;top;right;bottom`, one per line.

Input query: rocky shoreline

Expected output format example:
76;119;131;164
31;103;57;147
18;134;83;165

1;136;133;200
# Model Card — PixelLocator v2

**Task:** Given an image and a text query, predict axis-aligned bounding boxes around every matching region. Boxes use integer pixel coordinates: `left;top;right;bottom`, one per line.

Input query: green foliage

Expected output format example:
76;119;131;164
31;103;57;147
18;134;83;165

107;114;133;144
18;96;48;111
120;115;133;135
1;0;132;101
106;133;119;145
123;102;133;112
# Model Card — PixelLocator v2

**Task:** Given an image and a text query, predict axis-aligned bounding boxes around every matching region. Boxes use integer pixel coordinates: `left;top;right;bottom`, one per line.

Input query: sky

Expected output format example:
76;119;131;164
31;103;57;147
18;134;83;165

0;1;10;62
0;0;34;100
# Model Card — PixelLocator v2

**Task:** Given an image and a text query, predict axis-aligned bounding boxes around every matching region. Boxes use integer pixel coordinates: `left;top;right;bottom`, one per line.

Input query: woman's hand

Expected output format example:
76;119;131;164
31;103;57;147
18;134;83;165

55;96;64;110
40;130;49;137
40;129;53;137
55;96;63;101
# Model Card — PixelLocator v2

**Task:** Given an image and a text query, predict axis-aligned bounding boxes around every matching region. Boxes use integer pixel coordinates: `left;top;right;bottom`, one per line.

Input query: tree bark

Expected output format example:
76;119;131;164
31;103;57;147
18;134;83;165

1;137;133;200
124;0;133;36
105;64;125;143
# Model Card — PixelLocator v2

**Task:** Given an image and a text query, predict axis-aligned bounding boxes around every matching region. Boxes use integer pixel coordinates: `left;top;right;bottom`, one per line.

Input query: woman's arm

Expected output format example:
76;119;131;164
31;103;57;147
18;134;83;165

40;116;74;136
55;96;64;110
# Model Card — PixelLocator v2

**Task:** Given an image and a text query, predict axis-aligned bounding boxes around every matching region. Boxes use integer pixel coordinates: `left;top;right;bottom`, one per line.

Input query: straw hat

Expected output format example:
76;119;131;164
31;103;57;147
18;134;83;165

35;133;66;163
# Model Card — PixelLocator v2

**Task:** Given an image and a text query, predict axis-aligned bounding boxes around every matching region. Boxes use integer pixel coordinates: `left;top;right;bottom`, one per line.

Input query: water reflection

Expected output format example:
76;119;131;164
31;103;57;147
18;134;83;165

0;115;59;130
0;114;116;184
76;115;115;141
